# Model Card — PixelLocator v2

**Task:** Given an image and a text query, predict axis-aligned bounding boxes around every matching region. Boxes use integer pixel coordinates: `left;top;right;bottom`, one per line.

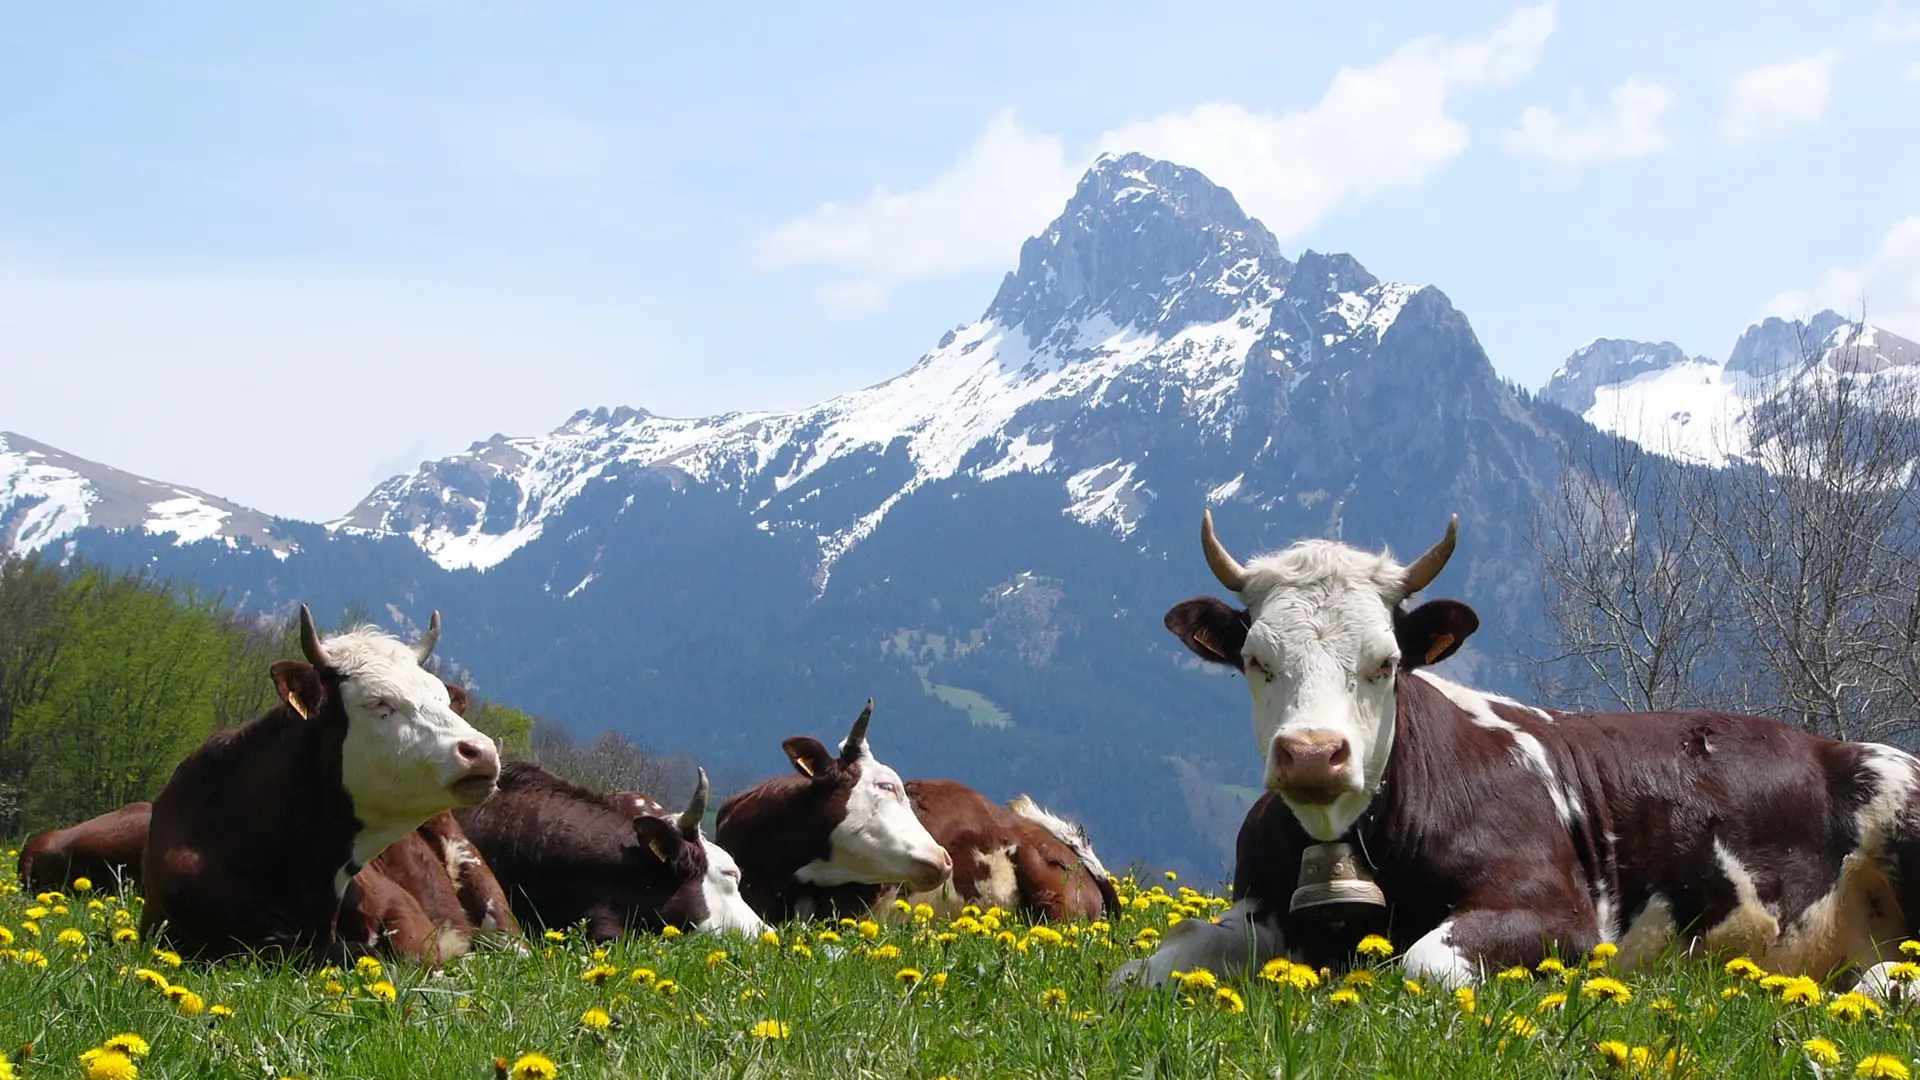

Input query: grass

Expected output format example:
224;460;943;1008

5;864;1920;1080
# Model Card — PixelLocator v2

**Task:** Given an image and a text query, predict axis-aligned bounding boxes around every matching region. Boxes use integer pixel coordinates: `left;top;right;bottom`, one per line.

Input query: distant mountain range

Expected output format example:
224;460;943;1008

5;151;1801;873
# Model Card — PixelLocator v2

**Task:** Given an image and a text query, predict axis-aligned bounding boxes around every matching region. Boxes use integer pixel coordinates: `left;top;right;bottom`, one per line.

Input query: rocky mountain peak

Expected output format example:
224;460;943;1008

984;153;1290;344
1725;311;1851;378
1540;338;1706;415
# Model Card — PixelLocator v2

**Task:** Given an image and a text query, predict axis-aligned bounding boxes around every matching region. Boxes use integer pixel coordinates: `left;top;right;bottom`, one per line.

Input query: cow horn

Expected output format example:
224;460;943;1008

414;610;441;665
298;604;330;666
1401;515;1459;597
844;699;874;755
1201;510;1251;593
679;768;709;840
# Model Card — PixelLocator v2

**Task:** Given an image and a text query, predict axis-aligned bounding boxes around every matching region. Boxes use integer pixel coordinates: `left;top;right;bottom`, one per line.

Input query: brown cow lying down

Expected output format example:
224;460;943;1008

141;607;502;964
898;783;1119;921
715;700;953;922
18;801;151;894
347;811;523;963
455;763;766;939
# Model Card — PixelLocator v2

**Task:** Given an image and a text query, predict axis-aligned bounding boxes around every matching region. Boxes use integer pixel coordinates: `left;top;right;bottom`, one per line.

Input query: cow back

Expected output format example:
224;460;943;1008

19;802;152;894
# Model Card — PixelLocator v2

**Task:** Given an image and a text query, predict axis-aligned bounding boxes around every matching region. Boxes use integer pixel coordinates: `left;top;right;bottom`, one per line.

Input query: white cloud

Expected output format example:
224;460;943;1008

1719;51;1842;148
1762;217;1920;339
761;5;1555;306
1907;59;1920;81
1502;77;1676;169
1872;1;1920;42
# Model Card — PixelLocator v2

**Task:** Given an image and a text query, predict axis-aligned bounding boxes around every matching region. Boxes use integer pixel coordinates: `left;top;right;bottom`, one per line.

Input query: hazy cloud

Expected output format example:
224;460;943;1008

1762;217;1920;339
1502;77;1675;169
1720;51;1841;148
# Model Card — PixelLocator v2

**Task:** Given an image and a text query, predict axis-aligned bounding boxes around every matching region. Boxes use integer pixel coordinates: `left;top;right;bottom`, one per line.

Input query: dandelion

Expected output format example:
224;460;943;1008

1804;1039;1844;1066
1587;942;1619;969
1040;987;1069;1009
354;956;383;978
73;876;93;891
759;929;780;947
1028;925;1063;946
1782;977;1824;1006
543;930;567;942
660;925;682;937
1355;934;1394;959
1454;986;1477;1013
1857;1055;1913;1080
1581;976;1632;1003
791;943;814;958
1213;987;1246;1014
1402;979;1425;996
1342;970;1375;989
167;986;207;1015
1172;969;1217;992
869;944;901;961
628;967;656;985
1831;992;1886;1023
748;1020;791;1040
0;927;10;946
1596;1041;1632;1069
112;929;137;944
817;931;842;944
1329;988;1361;1006
1069;1008;1097;1023
209;1005;233;1019
896;968;923;986
101;1035;150;1058
582;965;619;984
703;951;728;969
655;979;679;997
1257;958;1319;991
1901;940;1920;958
912;903;935;922
856;920;881;940
1724;956;1764;980
79;1049;138;1080
1889;963;1920;983
1722;986;1747;999
1495;966;1530;981
1505;1015;1539;1038
580;1007;612;1032
363;982;396;1005
1649;997;1678;1016
150;949;181;968
14;949;46;969
56;928;85;948
1537;992;1568;1013
509;1052;559;1080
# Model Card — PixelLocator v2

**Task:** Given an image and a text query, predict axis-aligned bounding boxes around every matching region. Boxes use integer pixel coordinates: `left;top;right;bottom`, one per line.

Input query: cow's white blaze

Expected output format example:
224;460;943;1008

696;835;769;936
324;628;498;867
795;746;950;890
1236;542;1407;840
1414;671;1583;828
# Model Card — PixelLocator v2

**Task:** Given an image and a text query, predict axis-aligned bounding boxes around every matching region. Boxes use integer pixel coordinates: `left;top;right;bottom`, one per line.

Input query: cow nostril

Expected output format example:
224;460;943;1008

1330;741;1351;769
1271;741;1295;768
456;740;498;773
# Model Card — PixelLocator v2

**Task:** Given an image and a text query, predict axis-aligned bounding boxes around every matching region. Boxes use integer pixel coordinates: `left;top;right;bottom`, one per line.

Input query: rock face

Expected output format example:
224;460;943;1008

12;153;1586;871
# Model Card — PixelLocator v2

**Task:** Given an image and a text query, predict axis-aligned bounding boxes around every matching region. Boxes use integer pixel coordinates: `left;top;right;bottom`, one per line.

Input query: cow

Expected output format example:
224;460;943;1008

18;801;151;894
1115;510;1920;1001
897;781;1118;921
605;791;670;818
141;606;502;963
454;762;766;939
715;700;954;921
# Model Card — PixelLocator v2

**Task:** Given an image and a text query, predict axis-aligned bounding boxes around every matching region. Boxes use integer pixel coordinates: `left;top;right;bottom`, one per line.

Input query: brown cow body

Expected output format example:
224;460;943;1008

901;781;1116;921
18;801;151;894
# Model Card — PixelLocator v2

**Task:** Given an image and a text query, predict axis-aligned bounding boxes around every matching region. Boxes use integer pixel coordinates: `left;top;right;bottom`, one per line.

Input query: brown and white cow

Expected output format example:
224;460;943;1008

715;700;953;921
18;801;151;894
354;810;523;962
897;782;1117;921
1116;511;1920;999
454;763;765;939
141;607;501;963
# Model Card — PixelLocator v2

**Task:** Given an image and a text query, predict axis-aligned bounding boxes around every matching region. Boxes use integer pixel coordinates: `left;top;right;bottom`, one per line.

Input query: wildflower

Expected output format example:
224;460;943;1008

0;927;10;946
102;1035;150;1058
1505;1015;1539;1039
1804;1039;1844;1066
748;1020;791;1040
1781;977;1824;1006
151;949;181;968
168;986;207;1015
73;876;93;891
580;1007;613;1032
1588;942;1619;969
1355;934;1394;959
1721;986;1747;999
1831;992;1887;1023
759;929;780;947
912;903;935;922
355;956;384;978
1329;988;1361;1006
0;1051;13;1080
1889;963;1920;983
817;930;842;944
57;928;85;948
791;943;814;958
582;964;619;984
655;979;679;997
1857;1055;1913;1080
1029;925;1064;946
857;920;881;940
323;980;346;996
24;907;46;919
1454;987;1477;1013
1257;958;1320;991
1724;956;1764;980
1172;969;1218;992
1537;992;1568;1013
209;1005;233;1019
1581;977;1632;1003
703;950;728;969
363;982;396;1004
1214;987;1246;1014
660;925;682;937
1342;970;1375;989
1040;987;1068;1009
1901;940;1920;958
112;928;137;944
896;967;923;986
1495;966;1530;981
1069;1008;1097;1023
868;944;901;961
1402;979;1425;996
1596;1041;1632;1069
509;1053;559;1080
1649;997;1678;1016
543;930;567;942
15;949;46;969
628;967;656;985
79;1049;138;1080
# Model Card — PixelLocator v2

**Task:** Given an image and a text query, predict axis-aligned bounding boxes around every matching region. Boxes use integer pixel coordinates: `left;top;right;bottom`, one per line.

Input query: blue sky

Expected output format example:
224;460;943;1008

3;1;1917;519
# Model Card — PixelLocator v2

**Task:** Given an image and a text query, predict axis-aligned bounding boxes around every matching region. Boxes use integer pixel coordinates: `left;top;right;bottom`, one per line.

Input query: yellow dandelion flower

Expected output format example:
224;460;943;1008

1889;963;1920;983
1724;956;1764;980
132;967;169;991
1831;992;1886;1023
1804;1039;1843;1066
1213;987;1246;1014
1172;968;1217;992
582;964;619;984
24;907;46;919
1040;987;1069;1009
748;1020;791;1040
209;1005;233;1019
165;986;206;1015
817;930;842;944
1537;992;1568;1013
660;925;682;937
19;921;37;936
791;943;814;958
1782;977;1823;1006
856;920;881;939
703;950;728;969
509;1052;558;1080
580;1007;613;1032
363;982;396;1004
912;903;935;922
79;1049;138;1080
1329;987;1361;1006
759;929;780;947
1355;934;1394;959
102;1034;150;1058
896;967;923;986
112;928;137;944
1341;970;1375;989
1029;925;1064;946
0;927;11;946
323;979;346;996
628;967;656;985
655;979;679;996
354;955;383;978
1722;986;1747;999
1596;1041;1631;1069
1857;1055;1913;1080
1069;1008;1097;1023
543;929;567;942
1505;1015;1539;1039
1495;965;1530;981
17;949;47;969
1454;986;1477;1013
150;948;181;968
72;876;93;891
1581;976;1632;1003
56;928;85;948
868;944;901;961
1901;941;1920;958
1649;997;1678;1016
1402;979;1425;996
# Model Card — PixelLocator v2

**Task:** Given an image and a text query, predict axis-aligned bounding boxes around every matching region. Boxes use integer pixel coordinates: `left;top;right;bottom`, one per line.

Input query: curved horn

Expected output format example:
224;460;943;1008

1201;510;1251;593
413;610;442;665
679;768;709;839
844;699;874;755
298;603;330;666
1401;515;1460;597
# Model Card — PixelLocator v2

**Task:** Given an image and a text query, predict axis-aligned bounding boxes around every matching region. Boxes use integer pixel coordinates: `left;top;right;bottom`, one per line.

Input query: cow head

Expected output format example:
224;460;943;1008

783;701;952;892
630;769;767;936
1165;512;1479;841
271;606;501;864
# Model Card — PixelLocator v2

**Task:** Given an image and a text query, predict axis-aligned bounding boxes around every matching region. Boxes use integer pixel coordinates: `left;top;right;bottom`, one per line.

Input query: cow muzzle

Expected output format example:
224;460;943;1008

449;739;502;805
1268;730;1353;805
907;847;954;892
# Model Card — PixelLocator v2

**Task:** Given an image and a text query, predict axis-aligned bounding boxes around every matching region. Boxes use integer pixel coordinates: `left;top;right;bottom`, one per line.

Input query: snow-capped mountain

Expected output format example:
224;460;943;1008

0;432;291;556
1541;314;1920;462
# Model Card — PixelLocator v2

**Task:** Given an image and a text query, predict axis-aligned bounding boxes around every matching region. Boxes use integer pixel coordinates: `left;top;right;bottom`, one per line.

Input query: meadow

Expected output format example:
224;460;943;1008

2;859;1917;1080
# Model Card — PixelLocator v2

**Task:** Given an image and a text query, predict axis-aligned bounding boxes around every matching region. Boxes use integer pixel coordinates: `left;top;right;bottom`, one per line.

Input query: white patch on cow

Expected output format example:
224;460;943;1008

1857;744;1920;846
905;845;1020;918
1615;894;1678;971
322;627;498;869
1403;920;1478;988
1593;885;1619;945
1412;671;1583;829
1007;794;1114;883
695;834;769;936
440;836;474;891
1703;839;1781;960
794;743;950;890
1108;899;1286;990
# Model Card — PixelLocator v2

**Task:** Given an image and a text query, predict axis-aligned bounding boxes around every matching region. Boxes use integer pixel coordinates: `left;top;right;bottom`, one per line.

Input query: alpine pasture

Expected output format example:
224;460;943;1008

4;870;1919;1079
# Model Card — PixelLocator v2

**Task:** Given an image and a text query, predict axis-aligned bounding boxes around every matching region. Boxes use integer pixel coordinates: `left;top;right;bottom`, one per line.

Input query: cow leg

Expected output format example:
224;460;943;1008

1108;900;1287;990
1405;906;1603;988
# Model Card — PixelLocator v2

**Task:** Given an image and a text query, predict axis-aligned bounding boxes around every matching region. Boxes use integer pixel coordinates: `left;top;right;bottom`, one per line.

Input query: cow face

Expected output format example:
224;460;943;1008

1166;513;1477;842
694;835;767;936
637;769;767;937
273;607;501;865
784;703;952;892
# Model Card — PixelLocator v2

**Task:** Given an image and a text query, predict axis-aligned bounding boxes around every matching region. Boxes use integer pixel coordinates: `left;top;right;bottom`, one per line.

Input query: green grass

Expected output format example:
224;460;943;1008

4;871;1919;1079
925;682;1013;729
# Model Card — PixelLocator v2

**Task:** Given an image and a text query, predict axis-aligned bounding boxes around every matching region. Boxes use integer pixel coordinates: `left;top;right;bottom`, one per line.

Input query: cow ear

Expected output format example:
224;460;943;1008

271;661;327;720
1396;599;1480;669
633;814;687;863
443;682;470;717
1164;597;1250;669
782;737;838;782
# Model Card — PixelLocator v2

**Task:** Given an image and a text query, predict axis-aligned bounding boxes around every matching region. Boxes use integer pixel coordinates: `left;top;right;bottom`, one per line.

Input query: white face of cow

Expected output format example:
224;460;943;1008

796;749;952;891
323;628;501;863
695;835;770;936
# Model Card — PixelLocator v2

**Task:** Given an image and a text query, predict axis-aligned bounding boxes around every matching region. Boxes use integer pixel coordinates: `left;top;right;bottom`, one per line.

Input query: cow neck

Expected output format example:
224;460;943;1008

255;699;361;903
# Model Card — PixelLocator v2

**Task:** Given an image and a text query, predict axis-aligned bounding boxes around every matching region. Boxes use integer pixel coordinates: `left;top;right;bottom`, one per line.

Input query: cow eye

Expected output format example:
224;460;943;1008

876;780;900;796
1368;659;1396;681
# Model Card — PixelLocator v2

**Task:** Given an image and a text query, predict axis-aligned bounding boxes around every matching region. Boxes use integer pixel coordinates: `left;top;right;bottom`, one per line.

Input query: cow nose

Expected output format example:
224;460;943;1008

457;739;501;780
1270;731;1352;804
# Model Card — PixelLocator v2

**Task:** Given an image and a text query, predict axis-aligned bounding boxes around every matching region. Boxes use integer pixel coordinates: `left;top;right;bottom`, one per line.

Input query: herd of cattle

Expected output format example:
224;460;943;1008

20;512;1920;1002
